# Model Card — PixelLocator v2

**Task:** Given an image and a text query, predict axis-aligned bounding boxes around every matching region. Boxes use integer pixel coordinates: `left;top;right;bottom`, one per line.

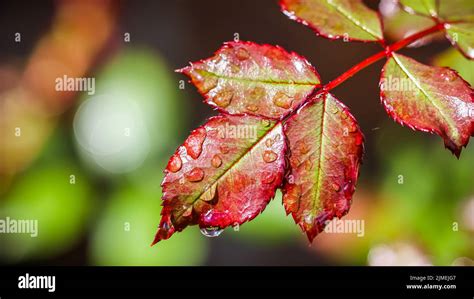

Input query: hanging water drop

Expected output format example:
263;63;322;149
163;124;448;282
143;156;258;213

200;227;224;238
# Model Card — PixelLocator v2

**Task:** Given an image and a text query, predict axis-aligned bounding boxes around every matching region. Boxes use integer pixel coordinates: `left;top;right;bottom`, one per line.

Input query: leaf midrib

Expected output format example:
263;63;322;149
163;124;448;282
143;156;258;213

176;122;282;221
196;69;319;86
311;95;327;215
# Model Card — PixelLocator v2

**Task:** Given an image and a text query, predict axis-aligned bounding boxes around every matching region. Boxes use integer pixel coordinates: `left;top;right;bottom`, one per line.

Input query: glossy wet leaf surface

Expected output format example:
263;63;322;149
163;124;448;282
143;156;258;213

280;0;383;42
179;41;320;119
153;114;286;244
282;93;364;242
380;53;474;157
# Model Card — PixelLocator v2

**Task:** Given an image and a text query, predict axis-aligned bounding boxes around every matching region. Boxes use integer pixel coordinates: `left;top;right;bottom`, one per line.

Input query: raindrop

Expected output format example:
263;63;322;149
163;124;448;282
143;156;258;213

211;154;223;168
441;71;456;82
200;184;218;202
167;154;182;173
263;150;278;163
214;90;233;108
185;167;205;182
246;104;259;112
272;91;293;109
184;128;207;159
200;227;224;238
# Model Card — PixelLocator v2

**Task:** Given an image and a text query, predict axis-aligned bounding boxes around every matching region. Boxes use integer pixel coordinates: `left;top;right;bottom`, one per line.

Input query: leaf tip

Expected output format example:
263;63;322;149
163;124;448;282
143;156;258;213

151;216;176;246
175;66;191;74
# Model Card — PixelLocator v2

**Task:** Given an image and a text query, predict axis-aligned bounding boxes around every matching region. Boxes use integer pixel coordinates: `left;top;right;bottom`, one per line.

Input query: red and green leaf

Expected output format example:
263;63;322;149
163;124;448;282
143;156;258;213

380;53;474;157
153;114;286;244
179;41;320;119
282;92;364;242
280;0;384;42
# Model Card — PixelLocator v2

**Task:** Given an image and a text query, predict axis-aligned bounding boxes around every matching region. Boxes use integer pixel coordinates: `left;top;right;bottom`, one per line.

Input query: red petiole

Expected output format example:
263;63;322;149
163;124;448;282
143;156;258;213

321;22;446;93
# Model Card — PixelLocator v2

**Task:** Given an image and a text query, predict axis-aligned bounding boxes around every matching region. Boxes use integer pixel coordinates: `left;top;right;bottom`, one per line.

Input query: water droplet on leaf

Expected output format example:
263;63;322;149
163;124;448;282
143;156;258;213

263;150;278;163
246;104;259;112
200;183;217;202
185;167;205;182
441;71;456;82
273;91;293;109
214;90;233;108
211;154;222;168
184;128;207;159
167;154;182;173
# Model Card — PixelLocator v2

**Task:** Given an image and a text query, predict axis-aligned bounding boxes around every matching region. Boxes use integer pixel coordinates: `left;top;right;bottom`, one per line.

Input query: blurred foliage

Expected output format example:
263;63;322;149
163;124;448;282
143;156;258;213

74;48;183;175
372;126;474;265
93;48;182;152
90;165;208;266
0;155;93;262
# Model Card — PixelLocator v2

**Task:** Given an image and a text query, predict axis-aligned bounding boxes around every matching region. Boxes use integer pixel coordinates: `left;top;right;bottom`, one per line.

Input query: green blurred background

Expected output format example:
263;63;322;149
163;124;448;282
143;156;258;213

0;0;472;266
